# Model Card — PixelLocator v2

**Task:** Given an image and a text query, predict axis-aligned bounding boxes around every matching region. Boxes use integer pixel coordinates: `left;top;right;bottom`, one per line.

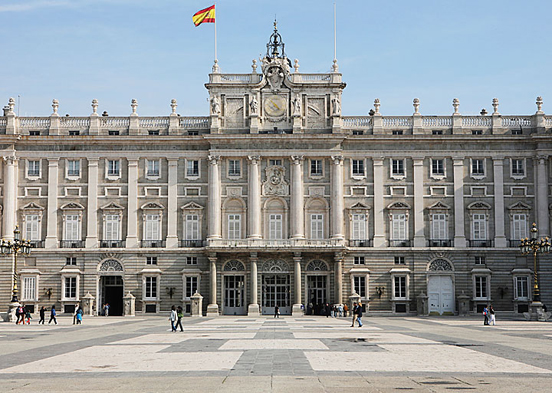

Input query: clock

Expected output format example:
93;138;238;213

264;95;286;117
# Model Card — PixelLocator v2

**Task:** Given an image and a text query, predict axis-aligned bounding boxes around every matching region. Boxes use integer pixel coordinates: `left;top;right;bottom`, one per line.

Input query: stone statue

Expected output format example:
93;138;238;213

331;96;341;116
210;96;220;115
293;95;301;116
250;96;258;115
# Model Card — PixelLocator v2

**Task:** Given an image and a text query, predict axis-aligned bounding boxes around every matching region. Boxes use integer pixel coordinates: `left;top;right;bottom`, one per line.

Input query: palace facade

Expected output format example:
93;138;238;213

1;27;551;317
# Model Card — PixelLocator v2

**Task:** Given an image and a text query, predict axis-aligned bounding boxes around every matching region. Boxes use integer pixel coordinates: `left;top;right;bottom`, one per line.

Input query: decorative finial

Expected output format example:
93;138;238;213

8;97;15;113
374;98;381;114
91;99;98;114
251;59;257;74
266;20;285;59
52;99;59;115
212;59;220;73
131;99;138;115
452;98;460;114
294;59;299;73
536;96;543;113
170;99;177;114
413;98;420;114
332;59;339;73
492;98;499;114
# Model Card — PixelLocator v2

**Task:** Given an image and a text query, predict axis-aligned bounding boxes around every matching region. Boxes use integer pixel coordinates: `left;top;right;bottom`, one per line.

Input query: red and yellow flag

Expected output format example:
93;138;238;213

193;5;215;27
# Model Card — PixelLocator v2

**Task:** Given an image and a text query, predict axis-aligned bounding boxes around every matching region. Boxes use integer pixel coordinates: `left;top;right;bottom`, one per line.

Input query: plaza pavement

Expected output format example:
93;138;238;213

0;314;551;392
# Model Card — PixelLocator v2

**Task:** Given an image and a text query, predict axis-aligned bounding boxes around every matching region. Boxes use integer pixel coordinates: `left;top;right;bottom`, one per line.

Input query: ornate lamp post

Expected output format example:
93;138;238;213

520;223;550;319
1;226;32;303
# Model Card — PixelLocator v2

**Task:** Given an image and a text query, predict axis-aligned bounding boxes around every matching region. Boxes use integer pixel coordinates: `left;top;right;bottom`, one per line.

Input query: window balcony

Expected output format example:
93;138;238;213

389;240;411;247
349;239;373;247
509;240;522;248
180;240;204;248
141;240;166;248
428;239;454;247
469;239;494;248
206;238;345;249
60;240;85;248
100;240;125;248
29;240;45;248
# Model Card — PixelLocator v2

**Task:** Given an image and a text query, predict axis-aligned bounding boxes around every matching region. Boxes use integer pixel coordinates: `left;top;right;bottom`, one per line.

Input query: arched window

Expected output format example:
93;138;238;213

223;260;246;271
306;260;329;271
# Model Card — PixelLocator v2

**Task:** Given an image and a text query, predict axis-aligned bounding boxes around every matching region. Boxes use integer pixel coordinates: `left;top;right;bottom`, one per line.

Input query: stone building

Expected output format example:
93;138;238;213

1;26;551;317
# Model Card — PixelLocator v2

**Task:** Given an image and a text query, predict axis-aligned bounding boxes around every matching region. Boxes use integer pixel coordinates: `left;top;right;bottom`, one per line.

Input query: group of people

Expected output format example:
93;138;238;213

169;305;184;332
483;305;496;325
100;303;110;316
15;305;58;325
306;303;349;317
351;302;364;327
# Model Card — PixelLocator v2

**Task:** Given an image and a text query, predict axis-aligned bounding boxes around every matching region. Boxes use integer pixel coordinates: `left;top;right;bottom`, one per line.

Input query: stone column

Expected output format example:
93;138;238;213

166;159;179;248
126;159;139;248
413;158;425;247
292;253;303;315
207;254;219;316
493;158;507;247
537;156;550;238
330;155;344;239
248;252;260;316
290;156;305;239
453;157;467;247
207;156;222;239
335;252;343;305
247;156;262;239
2;155;18;241
373;158;385;247
85;159;99;248
45;159;59;248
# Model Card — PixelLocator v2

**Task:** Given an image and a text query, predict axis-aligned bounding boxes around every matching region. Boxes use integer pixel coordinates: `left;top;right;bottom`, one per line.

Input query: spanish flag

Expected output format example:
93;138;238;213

193;5;215;27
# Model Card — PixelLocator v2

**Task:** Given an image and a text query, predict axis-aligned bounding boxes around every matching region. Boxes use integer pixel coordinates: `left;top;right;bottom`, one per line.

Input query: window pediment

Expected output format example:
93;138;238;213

428;201;450;211
349;202;371;211
387;201;410;210
22;202;45;211
181;202;204;211
467;201;491;210
101;202;124;211
61;202;85;211
141;202;165;210
508;201;531;211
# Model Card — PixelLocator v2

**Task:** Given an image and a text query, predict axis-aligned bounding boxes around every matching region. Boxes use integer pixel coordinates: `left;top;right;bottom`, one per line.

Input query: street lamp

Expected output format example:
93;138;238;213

519;223;550;310
1;226;32;303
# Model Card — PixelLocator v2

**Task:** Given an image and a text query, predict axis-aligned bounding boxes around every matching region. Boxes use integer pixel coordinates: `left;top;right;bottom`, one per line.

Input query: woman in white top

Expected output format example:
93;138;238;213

169;305;177;332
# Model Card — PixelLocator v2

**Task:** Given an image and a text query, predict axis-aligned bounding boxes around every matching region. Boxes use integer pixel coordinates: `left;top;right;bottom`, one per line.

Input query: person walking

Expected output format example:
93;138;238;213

338;304;343;317
489;305;496;325
38;306;46;324
76;306;83;325
15;305;24;325
24;308;32;325
343;303;348;318
169;305;177;332
356;303;364;327
48;305;57;325
483;306;489;325
104;303;110;317
351;302;358;327
176;306;184;332
274;305;280;318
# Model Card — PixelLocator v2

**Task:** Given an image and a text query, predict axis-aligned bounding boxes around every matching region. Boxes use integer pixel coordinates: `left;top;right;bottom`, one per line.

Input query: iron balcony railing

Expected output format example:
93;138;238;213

141;240;166;248
469;239;494;248
60;240;85;248
100;240;125;248
349;239;373;247
389;240;411;247
428;239;454;247
180;240;204;248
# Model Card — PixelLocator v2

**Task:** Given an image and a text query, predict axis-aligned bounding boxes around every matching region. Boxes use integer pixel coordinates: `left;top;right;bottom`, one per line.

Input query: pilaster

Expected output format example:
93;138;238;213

453;157;466;247
493;158;507;247
85;159;99;248
330;155;344;239
413;158;425;247
536;155;550;238
290;156;305;239
207;156;222;239
125;159;139;248
166;159;179;248
45;159;59;248
247;156;262;239
373;158;386;247
2;155;18;240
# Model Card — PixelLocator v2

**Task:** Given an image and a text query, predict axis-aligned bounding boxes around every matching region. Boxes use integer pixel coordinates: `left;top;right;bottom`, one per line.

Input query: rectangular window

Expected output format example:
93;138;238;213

269;159;282;166
28;160;40;177
394;256;405;265
472;159;484;176
64;277;77;299
310;159;323;176
29;130;40;136
69;130;80;136
475;276;488;298
228;160;241;177
185;276;198;298
432;130;443;135
269;214;283;240
148;130;160;136
186;160;199;177
146;256;157;265
512;159;525;176
228;214;241;240
186;256;198;265
394;276;406;299
392;159;405;176
515;276;529;300
25;214;40;241
474;256;485;265
104;214;120;240
352;214;366;239
392;130;403;135
65;215;80;241
353;276;367;298
431;159;445;176
472;130;483;135
353;256;365;265
310;214;324;239
352;159;365;177
107;160;120;176
145;214;160;241
66;257;77;266
22;277;37;301
67;160;80;177
108;130;120;136
145;276;157;299
512;213;528;240
431;214;447;240
147;160;160;177
391;214;407;240
185;214;200;240
472;214;487;240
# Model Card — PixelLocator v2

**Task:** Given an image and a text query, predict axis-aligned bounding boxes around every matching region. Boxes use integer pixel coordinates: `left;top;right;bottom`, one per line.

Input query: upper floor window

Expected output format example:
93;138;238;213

144;214;161;241
392;130;403;135
107;160;120;177
67;160;80;177
431;159;445;178
269;159;282;166
185;214;200;240
471;159;485;178
146;256;158;265
25;214;40;241
354;256;365;265
146;159;160;178
472;214;487;240
104;214;120;240
511;159;525;178
310;214;324;239
66;257;77;266
391;214;407;240
432;130;443;135
186;256;198;265
108;130;120;136
27;160;40;178
69;130;80;136
352;159;365;177
148;130;160;136
352;214;366;240
472;130;483;135
391;159;405;177
394;256;405;265
310;159;323;176
512;213;528;240
228;160;241;177
186;160;199;178
269;214;283;240
64;215;80;241
474;256;486;265
228;214;241;240
431;214;447;240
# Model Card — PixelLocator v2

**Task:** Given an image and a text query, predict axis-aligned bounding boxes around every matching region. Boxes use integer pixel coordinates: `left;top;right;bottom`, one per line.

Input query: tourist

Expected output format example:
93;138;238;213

343;303;348;318
483;306;489;325
351;302;358;327
274;305;280;318
176;306;184;332
489;305;496;325
356;303;363;327
15;305;24;325
25;308;32;324
38;306;46;324
338;304;343;317
76;306;83;325
325;303;331;318
104;303;110;317
48;305;57;325
170;305;177;332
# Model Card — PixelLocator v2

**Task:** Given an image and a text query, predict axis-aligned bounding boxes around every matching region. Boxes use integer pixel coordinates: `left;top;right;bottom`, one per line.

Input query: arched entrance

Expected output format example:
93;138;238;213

260;259;291;315
305;260;329;315
97;259;124;316
427;259;455;315
222;260;247;315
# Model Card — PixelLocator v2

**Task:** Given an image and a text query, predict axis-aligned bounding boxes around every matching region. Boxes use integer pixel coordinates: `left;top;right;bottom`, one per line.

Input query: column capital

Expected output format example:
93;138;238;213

331;155;344;165
87;158;100;165
453;157;465;165
492;157;505;164
168;158;179;166
537;155;549;163
291;155;304;164
249;252;258;260
127;158;139;166
47;158;59;165
413;157;424;166
373;157;384;165
208;155;221;165
2;155;18;165
247;155;261;164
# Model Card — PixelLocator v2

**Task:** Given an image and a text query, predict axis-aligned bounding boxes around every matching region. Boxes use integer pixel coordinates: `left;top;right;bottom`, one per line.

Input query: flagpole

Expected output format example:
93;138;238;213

333;2;337;61
214;2;218;62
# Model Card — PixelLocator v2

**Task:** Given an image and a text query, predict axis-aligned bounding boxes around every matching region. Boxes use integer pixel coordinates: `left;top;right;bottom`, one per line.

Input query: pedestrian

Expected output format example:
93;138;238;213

25;308;32;324
338;304;343;317
39;306;46;324
351;302;358;327
489;305;496;325
356;303;363;327
343;303;348;318
325;303;331;318
104;303;110;317
169;305;177;332
48;305;57;325
274;305;280;318
483;306;489;325
15;305;24;325
73;306;78;325
176;306;184;332
76;306;83;325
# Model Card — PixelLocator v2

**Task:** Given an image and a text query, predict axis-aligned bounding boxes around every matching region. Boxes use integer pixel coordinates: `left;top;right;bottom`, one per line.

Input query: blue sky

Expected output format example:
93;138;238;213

1;0;551;117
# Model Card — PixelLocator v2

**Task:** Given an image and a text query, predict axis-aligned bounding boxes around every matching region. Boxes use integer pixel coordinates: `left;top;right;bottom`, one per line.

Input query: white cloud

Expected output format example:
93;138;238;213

0;1;73;12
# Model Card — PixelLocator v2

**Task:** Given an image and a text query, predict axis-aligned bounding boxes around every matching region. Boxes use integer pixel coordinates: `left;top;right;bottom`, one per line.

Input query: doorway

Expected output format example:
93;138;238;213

307;275;327;315
223;275;246;315
428;275;454;315
100;275;124;316
262;274;291;315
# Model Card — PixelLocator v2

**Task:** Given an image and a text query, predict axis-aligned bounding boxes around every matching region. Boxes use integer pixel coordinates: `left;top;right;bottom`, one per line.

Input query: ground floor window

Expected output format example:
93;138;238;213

393;276;407;299
474;275;489;299
515;276;529;300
